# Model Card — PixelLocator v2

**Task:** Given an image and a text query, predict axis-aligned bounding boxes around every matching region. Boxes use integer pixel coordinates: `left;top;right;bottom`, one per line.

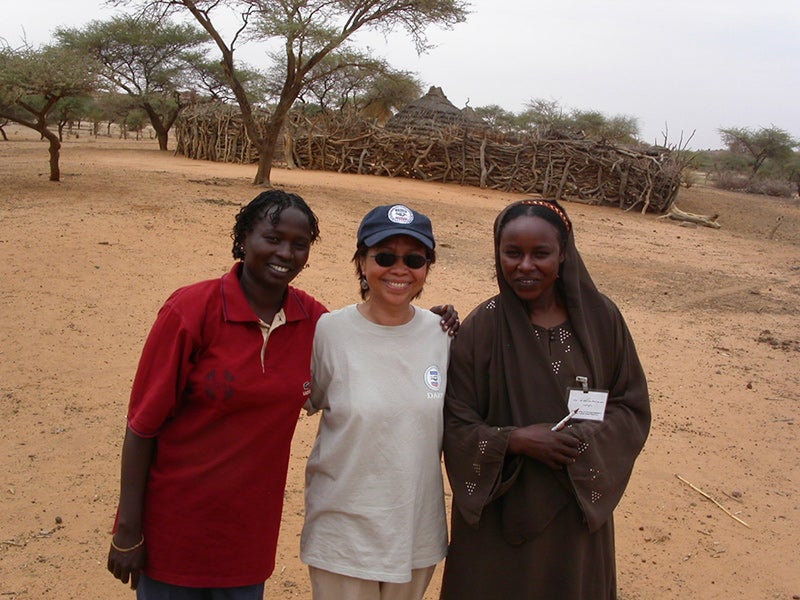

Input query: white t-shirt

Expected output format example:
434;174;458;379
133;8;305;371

301;304;451;583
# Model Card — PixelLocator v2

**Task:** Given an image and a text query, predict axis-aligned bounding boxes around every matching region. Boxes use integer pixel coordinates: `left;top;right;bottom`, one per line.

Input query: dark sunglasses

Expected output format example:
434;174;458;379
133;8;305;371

369;252;430;270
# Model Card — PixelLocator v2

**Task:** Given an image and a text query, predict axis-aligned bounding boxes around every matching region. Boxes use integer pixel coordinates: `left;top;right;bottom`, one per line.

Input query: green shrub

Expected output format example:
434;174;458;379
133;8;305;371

713;171;749;191
746;178;794;197
712;171;795;197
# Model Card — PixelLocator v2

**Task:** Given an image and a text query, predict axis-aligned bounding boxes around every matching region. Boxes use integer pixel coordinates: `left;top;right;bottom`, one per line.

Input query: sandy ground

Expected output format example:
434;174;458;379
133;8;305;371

1;126;799;599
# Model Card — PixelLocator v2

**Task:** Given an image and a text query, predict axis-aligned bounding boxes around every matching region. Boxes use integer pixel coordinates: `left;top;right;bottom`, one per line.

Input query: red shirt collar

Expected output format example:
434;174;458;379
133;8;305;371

221;262;311;323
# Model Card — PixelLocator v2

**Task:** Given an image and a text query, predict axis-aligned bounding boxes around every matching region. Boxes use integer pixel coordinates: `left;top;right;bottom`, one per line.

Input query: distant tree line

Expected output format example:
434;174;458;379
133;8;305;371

688;126;799;197
473;98;641;146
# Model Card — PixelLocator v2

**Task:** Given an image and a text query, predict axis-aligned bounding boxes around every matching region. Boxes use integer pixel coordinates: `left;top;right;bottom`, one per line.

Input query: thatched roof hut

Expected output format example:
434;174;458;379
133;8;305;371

384;86;485;135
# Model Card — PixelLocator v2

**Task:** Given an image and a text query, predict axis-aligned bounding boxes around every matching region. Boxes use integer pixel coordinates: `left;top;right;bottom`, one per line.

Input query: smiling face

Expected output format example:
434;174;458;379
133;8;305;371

240;206;312;294
498;215;565;306
359;235;429;310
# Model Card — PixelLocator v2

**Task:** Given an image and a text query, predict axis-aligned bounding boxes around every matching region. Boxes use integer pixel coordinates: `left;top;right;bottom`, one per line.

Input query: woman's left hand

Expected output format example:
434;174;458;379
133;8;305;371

430;304;460;336
507;423;580;469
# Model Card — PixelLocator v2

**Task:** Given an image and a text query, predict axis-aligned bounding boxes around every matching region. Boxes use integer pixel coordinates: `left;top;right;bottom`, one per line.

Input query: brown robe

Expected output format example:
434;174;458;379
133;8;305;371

440;205;651;599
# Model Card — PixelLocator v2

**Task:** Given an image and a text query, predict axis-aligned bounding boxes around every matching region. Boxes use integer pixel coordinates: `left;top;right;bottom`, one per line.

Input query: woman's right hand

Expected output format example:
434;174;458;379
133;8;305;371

107;529;146;589
507;423;580;469
109;427;156;589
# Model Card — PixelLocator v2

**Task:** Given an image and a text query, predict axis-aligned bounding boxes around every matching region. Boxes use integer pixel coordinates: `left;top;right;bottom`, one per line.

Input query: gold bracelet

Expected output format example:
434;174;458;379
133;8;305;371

110;534;145;552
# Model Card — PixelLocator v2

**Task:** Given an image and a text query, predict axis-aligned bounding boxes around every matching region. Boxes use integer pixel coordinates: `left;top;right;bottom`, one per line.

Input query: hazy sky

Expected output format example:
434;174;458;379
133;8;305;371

3;0;798;149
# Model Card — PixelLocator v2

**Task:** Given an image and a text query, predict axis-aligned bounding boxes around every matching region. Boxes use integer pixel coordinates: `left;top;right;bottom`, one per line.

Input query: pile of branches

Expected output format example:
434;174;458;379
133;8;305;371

174;103;276;164
176;106;683;213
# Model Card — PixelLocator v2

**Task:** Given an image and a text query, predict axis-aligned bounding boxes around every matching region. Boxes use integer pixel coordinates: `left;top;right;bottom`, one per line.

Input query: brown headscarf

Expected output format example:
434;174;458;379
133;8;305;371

443;199;651;539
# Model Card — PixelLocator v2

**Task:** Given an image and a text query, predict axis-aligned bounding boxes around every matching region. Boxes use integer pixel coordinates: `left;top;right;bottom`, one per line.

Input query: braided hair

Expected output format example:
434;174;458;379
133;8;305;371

231;190;320;260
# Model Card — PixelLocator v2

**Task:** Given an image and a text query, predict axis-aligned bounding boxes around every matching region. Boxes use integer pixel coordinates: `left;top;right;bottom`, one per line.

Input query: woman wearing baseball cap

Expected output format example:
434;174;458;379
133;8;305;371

301;204;451;600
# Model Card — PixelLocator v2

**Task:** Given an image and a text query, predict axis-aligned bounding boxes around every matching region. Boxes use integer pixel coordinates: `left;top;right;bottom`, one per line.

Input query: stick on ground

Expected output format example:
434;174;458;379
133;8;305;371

674;474;751;528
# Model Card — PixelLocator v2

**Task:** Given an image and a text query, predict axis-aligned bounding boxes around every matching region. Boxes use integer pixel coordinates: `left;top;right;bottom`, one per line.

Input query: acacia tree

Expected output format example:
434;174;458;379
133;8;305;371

56;15;210;150
356;71;422;123
282;50;421;120
718;125;798;177
53;96;94;140
520;98;568;131
191;57;269;104
89;91;138;136
519;98;640;144
116;0;468;186
0;44;98;180
570;110;639;144
473;105;522;135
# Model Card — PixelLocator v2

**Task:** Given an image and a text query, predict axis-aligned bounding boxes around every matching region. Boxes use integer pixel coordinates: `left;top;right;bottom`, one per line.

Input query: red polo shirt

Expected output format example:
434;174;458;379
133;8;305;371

125;263;327;587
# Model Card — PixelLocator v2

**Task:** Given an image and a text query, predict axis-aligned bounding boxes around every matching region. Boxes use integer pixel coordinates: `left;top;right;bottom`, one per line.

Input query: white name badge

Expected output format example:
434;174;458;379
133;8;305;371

567;388;609;422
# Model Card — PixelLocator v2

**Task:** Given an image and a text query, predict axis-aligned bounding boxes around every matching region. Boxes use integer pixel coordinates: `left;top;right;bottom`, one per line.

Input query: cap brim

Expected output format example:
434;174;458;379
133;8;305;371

362;228;435;249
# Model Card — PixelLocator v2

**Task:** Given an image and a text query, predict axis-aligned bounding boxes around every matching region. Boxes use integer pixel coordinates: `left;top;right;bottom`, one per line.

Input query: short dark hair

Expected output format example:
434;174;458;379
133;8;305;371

231;190;320;260
351;239;436;301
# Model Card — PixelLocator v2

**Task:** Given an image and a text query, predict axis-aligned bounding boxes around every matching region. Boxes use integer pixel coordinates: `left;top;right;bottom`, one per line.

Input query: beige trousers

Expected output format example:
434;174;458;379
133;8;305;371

308;565;437;600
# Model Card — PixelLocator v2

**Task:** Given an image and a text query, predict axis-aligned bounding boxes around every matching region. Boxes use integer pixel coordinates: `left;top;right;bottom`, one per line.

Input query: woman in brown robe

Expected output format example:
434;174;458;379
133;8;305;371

440;199;650;599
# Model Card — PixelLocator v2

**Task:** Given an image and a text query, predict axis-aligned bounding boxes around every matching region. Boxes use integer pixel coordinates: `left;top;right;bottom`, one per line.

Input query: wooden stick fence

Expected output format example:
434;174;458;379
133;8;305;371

175;106;682;213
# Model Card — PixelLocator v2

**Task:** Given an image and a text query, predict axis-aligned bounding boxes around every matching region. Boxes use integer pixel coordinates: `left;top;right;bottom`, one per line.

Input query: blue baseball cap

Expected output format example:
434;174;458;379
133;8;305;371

357;204;435;249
